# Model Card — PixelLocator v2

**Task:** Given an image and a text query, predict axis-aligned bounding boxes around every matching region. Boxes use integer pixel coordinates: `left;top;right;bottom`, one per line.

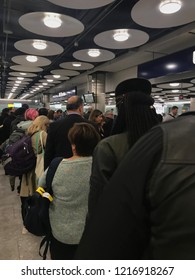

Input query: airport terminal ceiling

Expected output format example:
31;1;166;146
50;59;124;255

0;0;195;103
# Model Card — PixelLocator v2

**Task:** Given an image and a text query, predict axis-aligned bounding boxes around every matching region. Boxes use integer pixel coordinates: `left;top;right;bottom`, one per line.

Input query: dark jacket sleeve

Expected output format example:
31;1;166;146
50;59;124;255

88;133;129;219
88;140;118;219
75;127;162;260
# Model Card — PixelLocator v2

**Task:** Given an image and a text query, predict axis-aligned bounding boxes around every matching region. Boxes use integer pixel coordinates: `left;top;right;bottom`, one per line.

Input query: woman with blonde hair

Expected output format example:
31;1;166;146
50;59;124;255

20;115;50;234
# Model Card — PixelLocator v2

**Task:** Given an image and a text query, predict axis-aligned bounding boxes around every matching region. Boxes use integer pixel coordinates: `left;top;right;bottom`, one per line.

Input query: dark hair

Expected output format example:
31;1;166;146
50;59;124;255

15;107;26;116
47;109;55;120
66;97;83;111
172;106;178;110
22;104;29;110
1;108;10;117
56;109;63;113
68;122;100;156
38;107;48;116
112;91;159;146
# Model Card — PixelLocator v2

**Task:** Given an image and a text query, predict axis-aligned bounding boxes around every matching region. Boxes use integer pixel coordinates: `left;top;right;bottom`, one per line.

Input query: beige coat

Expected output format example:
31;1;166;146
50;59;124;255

20;130;47;197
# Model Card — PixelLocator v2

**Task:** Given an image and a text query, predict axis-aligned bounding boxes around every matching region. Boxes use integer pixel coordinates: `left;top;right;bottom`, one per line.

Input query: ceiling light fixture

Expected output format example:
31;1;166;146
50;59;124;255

159;0;182;14
166;63;177;69
172;89;179;93
20;72;26;75
21;94;29;99
88;49;101;57
170;83;180;86
8;93;13;99
47;79;53;82
17;77;24;80
26;55;38;62
43;13;62;28
113;29;130;42
193;51;195;64
32;40;47;50
72;62;81;67
53;75;60;79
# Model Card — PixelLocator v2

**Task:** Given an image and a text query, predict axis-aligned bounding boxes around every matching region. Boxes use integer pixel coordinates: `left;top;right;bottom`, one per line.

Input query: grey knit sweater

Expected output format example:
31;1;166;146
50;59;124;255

40;157;92;244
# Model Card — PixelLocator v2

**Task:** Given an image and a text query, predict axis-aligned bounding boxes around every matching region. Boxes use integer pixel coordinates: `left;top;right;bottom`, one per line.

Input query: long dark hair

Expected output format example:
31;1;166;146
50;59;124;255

112;91;159;147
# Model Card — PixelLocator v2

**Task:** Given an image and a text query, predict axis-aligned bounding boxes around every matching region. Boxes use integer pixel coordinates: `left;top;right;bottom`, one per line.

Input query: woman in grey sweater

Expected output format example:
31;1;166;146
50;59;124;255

40;122;100;259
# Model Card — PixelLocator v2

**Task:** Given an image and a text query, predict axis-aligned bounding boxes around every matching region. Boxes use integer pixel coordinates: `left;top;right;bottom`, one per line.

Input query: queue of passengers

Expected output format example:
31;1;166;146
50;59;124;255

1;77;194;260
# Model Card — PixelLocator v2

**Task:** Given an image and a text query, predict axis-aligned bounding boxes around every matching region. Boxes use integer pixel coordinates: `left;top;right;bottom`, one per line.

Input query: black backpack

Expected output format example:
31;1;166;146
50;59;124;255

24;157;63;259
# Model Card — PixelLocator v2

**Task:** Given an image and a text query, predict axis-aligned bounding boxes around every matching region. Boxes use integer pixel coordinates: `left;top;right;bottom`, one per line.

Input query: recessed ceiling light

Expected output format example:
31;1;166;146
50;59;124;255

53;75;60;79
88;49;101;57
47;79;53;82
21;94;29;99
26;55;38;62
166;63;177;69
20;72;26;75
32;40;47;50
17;77;24;80
170;83;180;86
43;13;62;28
159;0;182;14
8;93;13;99
72;62;81;67
113;29;130;42
193;51;195;64
172;89;179;93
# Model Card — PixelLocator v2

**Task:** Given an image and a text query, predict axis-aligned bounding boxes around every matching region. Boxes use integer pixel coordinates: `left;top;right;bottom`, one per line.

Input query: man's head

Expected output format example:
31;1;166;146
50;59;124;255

66;96;84;116
171;106;178;116
105;110;114;119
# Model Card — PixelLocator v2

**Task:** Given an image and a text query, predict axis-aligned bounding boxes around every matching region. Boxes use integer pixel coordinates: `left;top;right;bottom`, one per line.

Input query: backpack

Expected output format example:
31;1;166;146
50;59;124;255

24;157;63;259
2;134;36;176
8;128;25;145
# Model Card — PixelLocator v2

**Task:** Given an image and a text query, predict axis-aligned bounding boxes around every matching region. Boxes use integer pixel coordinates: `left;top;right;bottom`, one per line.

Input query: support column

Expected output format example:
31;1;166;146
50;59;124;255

91;72;106;113
42;94;50;108
190;98;195;111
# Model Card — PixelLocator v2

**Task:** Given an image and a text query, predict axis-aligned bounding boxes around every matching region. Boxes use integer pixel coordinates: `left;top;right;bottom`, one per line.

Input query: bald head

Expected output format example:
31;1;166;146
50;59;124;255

67;95;79;105
66;95;84;114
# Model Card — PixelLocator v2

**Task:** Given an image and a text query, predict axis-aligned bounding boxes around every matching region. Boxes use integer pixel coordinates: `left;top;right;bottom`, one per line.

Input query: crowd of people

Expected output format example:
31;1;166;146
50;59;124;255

0;77;195;260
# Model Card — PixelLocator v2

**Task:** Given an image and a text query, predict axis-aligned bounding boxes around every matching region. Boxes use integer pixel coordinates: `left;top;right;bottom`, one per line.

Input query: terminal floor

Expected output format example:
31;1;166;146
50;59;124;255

0;165;43;260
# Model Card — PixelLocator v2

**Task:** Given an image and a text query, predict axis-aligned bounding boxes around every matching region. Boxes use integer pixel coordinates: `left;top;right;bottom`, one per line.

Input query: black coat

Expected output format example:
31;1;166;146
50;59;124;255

76;115;195;260
44;113;89;169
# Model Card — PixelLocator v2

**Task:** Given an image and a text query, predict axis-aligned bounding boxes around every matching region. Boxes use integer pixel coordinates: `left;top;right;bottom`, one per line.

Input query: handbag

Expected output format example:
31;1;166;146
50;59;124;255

35;131;44;179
